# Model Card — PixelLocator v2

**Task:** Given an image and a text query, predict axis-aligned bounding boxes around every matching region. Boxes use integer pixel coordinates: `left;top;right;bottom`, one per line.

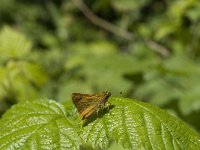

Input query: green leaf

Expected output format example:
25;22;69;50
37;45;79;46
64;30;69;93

64;45;140;96
22;62;48;86
1;61;48;102
107;143;128;150
0;67;8;100
0;26;32;61
80;97;200;149
0;100;79;150
77;53;137;93
180;84;200;115
111;0;148;12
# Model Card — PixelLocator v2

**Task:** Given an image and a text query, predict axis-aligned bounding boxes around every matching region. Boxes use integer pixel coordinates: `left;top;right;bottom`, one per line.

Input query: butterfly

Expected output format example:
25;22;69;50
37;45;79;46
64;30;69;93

72;91;111;121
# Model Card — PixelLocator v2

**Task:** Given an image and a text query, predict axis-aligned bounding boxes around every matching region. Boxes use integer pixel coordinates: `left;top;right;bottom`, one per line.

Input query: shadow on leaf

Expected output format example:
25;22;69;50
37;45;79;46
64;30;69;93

83;105;115;126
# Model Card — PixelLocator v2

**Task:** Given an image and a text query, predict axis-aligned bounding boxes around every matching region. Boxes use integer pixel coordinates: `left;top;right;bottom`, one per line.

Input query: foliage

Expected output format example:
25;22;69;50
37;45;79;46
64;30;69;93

0;27;48;115
0;98;199;149
0;0;200;143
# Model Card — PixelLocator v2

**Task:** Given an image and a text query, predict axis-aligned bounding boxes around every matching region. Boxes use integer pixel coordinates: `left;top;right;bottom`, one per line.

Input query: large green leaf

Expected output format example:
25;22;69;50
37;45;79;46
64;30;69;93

0;100;79;150
0;98;199;149
80;97;200;149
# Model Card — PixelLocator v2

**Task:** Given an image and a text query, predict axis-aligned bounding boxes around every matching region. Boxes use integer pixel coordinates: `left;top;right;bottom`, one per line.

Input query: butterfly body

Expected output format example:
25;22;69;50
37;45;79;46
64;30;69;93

72;92;111;121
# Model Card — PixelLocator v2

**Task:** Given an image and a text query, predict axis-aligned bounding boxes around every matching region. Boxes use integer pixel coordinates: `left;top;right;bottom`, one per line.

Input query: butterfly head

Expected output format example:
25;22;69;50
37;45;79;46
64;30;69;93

103;91;111;97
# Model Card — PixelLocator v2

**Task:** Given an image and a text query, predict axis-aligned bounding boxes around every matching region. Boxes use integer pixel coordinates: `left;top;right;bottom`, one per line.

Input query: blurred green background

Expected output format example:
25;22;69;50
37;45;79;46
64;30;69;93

0;0;200;131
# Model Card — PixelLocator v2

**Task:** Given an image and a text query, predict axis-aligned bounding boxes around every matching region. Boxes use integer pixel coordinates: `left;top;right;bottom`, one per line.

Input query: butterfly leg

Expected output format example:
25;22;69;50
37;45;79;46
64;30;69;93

96;107;100;116
103;101;111;112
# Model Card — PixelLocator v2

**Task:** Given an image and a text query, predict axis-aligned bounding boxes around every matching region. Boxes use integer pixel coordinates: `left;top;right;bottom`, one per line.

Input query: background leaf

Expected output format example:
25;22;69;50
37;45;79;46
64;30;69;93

0;26;31;61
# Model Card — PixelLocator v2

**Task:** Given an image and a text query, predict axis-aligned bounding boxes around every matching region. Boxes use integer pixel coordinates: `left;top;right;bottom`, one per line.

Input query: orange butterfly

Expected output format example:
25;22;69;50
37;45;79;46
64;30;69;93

72;91;111;121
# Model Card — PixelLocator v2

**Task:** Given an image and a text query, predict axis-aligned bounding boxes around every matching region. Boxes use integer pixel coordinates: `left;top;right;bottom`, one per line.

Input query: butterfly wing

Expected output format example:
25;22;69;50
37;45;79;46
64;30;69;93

72;93;100;116
72;92;111;120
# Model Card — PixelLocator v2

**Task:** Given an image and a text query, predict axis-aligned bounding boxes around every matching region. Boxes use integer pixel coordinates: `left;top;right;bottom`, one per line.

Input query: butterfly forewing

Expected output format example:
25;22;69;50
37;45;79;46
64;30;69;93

72;93;99;112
